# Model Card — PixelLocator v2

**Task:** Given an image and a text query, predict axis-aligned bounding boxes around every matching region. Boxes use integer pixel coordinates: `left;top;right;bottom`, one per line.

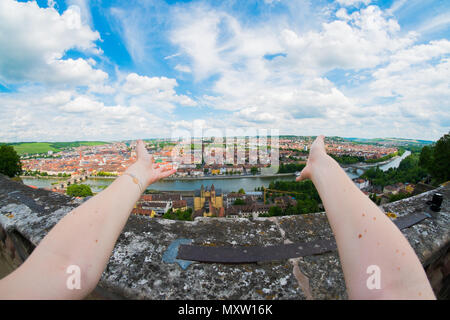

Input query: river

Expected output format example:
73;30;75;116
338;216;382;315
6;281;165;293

22;175;297;193
21;151;410;193
379;150;411;171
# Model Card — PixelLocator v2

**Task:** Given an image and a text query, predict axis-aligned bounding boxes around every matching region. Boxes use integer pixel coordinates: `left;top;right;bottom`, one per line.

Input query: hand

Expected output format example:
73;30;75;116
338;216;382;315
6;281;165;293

296;135;328;182
126;140;177;187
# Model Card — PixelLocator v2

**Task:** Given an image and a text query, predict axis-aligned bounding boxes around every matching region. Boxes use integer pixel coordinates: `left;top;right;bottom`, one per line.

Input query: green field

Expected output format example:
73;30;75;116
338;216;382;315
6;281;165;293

3;141;109;155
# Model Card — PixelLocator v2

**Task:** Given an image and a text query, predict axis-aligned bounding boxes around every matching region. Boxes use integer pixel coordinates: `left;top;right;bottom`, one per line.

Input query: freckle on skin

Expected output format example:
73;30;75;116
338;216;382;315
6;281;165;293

396;249;400;253
358;234;362;239
373;217;376;221
397;267;401;271
418;292;422;296
95;240;98;243
362;213;365;217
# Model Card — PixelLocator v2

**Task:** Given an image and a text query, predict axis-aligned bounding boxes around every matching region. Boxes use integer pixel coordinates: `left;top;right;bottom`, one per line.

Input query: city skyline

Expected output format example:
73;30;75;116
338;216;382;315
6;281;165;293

0;0;449;142
1;135;437;144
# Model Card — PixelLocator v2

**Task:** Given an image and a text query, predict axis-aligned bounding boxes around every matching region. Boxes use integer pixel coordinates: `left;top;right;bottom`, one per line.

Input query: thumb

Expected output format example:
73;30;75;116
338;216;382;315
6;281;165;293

136;140;148;159
296;166;311;182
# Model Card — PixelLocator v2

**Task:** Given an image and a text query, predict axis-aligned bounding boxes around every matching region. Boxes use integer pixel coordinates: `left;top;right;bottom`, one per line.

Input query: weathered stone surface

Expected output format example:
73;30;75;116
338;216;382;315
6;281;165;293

0;173;448;299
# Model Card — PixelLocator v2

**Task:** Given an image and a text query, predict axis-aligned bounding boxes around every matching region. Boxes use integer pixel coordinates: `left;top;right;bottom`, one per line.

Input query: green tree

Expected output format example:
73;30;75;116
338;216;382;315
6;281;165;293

361;154;427;188
429;132;450;184
330;154;364;164
388;192;411;203
163;208;193;221
0;145;22;177
278;163;306;173
66;184;93;197
250;166;259;175
268;206;283;216
238;188;245;194
369;193;381;205
419;145;433;171
233;198;246;205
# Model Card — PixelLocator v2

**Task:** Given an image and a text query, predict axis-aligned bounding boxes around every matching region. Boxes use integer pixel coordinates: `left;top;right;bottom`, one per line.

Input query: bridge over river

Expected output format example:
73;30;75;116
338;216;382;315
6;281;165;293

23;151;411;193
52;174;91;190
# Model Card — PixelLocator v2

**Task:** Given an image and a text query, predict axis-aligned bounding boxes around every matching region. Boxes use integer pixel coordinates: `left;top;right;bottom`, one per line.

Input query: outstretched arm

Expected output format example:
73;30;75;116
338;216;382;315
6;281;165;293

0;140;176;299
297;135;434;299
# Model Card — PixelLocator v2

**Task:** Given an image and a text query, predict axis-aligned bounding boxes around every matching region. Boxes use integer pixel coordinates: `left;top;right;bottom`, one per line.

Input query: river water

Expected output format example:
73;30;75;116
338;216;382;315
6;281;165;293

22;152;409;193
379;150;411;171
22;175;296;193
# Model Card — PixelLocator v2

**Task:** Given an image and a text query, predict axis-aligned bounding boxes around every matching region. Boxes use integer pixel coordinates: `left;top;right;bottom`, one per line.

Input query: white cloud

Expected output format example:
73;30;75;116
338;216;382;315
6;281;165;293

123;73;177;95
280;6;415;73
416;13;450;35
0;0;105;86
1;1;448;141
59;96;104;113
174;64;192;73
0;90;169;141
168;3;448;139
170;8;228;80
41;58;107;86
336;0;371;7
66;0;93;26
234;107;276;123
121;73;197;110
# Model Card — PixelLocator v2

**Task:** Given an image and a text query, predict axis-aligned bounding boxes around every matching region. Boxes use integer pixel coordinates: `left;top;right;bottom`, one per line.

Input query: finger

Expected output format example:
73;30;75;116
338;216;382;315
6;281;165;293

315;134;325;146
159;169;176;179
156;165;173;174
296;166;310;182
136;140;148;159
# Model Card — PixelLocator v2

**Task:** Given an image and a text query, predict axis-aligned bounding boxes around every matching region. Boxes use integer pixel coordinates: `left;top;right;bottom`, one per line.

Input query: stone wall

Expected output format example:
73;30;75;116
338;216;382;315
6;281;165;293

0;174;448;299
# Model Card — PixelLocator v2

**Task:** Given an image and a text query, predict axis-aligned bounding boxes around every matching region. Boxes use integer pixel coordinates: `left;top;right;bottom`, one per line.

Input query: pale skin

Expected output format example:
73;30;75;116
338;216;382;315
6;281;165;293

0;137;435;299
297;135;435;299
0;140;176;299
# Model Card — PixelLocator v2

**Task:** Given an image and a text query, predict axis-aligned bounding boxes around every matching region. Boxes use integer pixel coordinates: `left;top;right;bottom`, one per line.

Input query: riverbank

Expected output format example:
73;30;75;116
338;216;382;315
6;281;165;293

341;150;411;170
163;172;295;181
341;158;397;169
20;175;70;180
20;173;296;182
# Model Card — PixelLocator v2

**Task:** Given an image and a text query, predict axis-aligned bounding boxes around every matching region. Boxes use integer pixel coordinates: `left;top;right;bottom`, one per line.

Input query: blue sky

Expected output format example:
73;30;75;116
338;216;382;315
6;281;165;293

0;0;449;141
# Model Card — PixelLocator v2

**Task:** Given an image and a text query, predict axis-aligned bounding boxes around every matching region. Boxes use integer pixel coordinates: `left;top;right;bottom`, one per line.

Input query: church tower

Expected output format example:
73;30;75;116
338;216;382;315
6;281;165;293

211;184;216;206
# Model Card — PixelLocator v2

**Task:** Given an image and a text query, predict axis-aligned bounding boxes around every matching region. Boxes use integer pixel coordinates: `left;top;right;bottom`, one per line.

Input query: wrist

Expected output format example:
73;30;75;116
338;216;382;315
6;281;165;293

309;153;334;180
125;162;149;187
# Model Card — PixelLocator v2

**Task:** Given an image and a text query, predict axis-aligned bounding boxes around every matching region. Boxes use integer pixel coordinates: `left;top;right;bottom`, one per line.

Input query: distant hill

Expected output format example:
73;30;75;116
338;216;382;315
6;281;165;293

344;137;434;146
1;141;109;155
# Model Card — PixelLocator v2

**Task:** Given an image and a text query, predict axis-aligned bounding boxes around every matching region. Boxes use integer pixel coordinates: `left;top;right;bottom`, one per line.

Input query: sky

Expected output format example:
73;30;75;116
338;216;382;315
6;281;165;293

0;0;449;142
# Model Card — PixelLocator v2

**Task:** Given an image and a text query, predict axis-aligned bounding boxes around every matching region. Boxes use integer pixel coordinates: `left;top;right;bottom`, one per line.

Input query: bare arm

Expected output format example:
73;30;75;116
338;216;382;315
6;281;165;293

0;140;175;299
297;135;435;299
